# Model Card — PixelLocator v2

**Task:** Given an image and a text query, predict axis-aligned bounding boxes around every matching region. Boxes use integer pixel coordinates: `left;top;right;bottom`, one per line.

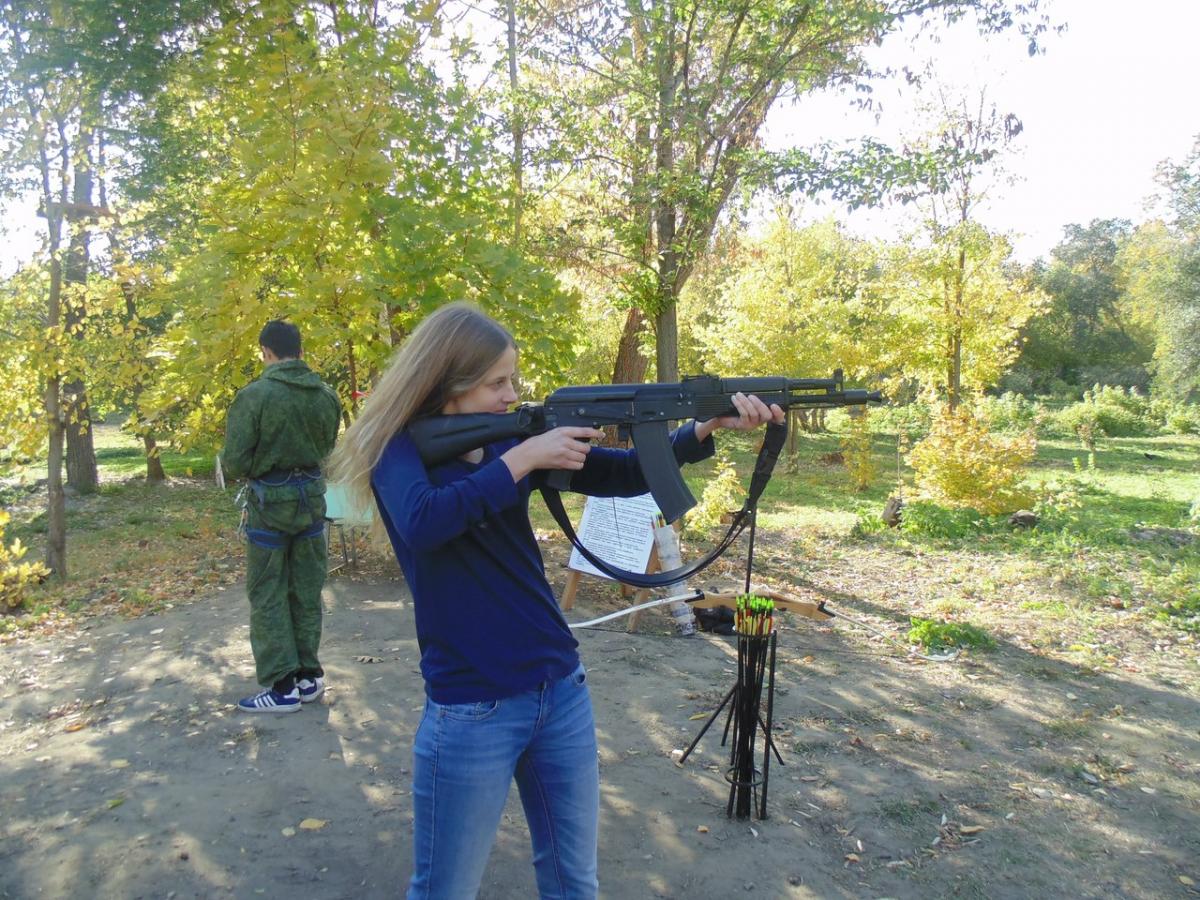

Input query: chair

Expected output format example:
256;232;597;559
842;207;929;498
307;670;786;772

324;482;374;573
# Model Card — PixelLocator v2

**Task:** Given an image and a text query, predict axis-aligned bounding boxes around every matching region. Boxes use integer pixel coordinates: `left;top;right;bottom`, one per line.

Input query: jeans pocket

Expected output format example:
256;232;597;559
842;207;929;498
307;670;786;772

571;663;587;686
434;697;502;722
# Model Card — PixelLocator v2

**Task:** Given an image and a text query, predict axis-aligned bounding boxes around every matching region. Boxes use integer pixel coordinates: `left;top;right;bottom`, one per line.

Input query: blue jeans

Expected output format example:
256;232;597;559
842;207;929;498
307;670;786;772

407;663;599;899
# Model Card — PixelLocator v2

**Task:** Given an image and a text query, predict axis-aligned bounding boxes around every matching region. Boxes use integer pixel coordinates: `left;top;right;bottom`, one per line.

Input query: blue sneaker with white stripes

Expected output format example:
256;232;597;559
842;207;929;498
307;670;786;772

297;677;324;703
238;687;301;714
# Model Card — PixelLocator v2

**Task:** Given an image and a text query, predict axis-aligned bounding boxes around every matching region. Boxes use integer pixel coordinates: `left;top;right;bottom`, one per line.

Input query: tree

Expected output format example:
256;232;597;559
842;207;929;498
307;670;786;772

1118;138;1200;398
1;3;81;573
1016;218;1151;390
500;0;1052;384
0;0;217;573
881;224;1045;403
682;214;881;380
901;90;1029;409
138;1;576;453
680;212;887;444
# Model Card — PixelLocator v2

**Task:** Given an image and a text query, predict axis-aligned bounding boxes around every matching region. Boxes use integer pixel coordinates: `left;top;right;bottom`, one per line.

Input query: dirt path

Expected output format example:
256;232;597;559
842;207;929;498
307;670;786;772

2;559;1199;899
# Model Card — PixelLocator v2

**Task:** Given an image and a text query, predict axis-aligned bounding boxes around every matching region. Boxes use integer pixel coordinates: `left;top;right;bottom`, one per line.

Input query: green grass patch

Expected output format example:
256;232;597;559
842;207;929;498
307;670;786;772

2;426;242;633
907;617;996;653
1019;598;1081;619
92;425;216;478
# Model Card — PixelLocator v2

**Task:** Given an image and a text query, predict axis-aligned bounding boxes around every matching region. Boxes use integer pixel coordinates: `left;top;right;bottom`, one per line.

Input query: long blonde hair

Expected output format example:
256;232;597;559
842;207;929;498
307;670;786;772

327;302;515;526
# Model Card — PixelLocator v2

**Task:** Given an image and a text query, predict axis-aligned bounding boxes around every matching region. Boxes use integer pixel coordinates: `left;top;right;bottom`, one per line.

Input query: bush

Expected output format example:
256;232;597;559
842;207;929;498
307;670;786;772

1046;401;1100;440
1151;398;1200;435
684;447;743;538
1151;558;1200;634
859;401;930;438
995;366;1037;397
908;616;996;653
1076;365;1151;393
974;392;1044;432
850;512;887;538
1045;385;1159;439
899;500;996;539
908;409;1037;515
1089;384;1151;417
839;410;876;492
1;510;50;611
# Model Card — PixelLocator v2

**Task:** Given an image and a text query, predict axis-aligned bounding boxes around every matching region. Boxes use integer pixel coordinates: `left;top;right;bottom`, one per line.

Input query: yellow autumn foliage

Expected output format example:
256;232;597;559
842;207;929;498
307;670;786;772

840;409;877;492
684;447;745;538
1;510;50;610
908;408;1037;515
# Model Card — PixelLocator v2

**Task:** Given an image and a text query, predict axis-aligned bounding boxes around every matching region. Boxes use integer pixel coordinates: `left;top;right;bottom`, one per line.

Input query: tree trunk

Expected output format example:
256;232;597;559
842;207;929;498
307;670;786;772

63;386;98;492
17;34;69;575
948;245;966;412
602;307;651;446
63;124;99;494
346;339;359;413
608;19;654;396
611;306;650;385
108;220;167;486
506;0;524;246
45;252;67;578
143;434;166;483
653;7;680;383
948;328;962;412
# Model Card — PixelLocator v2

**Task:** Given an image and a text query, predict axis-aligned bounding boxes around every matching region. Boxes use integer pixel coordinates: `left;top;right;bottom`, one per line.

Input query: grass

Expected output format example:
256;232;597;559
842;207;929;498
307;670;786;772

92;423;217;479
877;795;940;825
907;617;996;653
3;420;1199;648
2;425;242;634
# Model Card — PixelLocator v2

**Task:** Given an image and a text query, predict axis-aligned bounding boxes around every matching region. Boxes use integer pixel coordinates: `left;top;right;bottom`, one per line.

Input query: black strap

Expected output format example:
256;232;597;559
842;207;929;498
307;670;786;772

541;421;788;589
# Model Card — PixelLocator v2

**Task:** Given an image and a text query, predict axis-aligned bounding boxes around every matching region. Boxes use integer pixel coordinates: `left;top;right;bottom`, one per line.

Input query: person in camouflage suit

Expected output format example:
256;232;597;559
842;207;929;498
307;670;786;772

222;321;342;713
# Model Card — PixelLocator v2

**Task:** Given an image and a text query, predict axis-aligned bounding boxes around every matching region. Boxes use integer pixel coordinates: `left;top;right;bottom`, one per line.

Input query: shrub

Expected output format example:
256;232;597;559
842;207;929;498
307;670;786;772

974;392;1044;432
995;366;1036;396
860;401;931;438
908;617;996;653
1;510;50;611
850;512;887;538
839;410;876;492
1151;399;1200;435
1168;409;1200;435
1076;365;1151;393
908;409;1037;515
899;500;994;539
684;447;744;538
1151;558;1200;634
1046;385;1158;439
1046;401;1102;440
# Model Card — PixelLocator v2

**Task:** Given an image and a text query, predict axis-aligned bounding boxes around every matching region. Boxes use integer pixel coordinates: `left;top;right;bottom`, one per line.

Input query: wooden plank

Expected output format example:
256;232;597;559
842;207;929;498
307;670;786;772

561;569;582;611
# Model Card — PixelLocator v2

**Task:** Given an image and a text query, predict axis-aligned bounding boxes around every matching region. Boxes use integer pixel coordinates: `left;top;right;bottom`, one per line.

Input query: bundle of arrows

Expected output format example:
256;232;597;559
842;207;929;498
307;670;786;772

728;593;777;819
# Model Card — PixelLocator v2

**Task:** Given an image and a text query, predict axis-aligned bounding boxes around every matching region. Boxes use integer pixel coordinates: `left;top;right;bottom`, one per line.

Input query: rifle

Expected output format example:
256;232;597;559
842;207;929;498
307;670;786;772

408;370;882;525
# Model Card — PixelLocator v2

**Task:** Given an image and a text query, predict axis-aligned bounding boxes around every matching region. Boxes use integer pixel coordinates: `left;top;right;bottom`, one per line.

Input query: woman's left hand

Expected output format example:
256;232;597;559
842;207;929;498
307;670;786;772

693;393;785;442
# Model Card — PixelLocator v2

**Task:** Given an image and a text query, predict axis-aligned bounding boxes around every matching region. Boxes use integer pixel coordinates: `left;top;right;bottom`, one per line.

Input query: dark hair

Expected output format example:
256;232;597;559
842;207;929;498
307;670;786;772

259;320;301;359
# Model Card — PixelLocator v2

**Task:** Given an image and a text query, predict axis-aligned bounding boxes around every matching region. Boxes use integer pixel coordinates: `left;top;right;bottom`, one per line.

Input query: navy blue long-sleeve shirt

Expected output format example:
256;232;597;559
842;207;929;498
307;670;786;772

371;421;715;703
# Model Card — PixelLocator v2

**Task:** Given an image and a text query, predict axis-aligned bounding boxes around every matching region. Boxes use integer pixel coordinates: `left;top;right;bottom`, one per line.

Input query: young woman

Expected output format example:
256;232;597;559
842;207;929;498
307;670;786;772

328;302;782;899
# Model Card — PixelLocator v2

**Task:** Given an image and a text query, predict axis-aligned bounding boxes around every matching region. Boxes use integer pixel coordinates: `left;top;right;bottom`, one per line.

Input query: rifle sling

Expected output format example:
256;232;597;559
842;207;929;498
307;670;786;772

540;420;788;590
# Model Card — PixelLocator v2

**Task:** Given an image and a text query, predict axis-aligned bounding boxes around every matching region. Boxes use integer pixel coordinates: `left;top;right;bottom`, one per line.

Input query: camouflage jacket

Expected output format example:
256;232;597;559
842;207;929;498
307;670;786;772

221;360;341;480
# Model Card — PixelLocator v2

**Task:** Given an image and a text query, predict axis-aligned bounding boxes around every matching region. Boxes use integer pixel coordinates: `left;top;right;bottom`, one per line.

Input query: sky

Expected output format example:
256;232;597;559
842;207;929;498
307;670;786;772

3;0;1197;274
763;0;1200;261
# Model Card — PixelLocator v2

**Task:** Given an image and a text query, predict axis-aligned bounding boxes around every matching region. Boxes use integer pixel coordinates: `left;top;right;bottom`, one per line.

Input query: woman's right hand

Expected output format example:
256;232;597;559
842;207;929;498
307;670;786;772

501;427;605;481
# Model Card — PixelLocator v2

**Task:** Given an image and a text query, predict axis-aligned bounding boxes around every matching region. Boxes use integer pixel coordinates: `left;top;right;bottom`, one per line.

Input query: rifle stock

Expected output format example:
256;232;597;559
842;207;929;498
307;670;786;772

407;371;882;522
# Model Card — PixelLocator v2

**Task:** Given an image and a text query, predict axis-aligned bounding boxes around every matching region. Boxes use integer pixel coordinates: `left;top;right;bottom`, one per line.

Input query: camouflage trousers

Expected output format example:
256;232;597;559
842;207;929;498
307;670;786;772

243;488;328;688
